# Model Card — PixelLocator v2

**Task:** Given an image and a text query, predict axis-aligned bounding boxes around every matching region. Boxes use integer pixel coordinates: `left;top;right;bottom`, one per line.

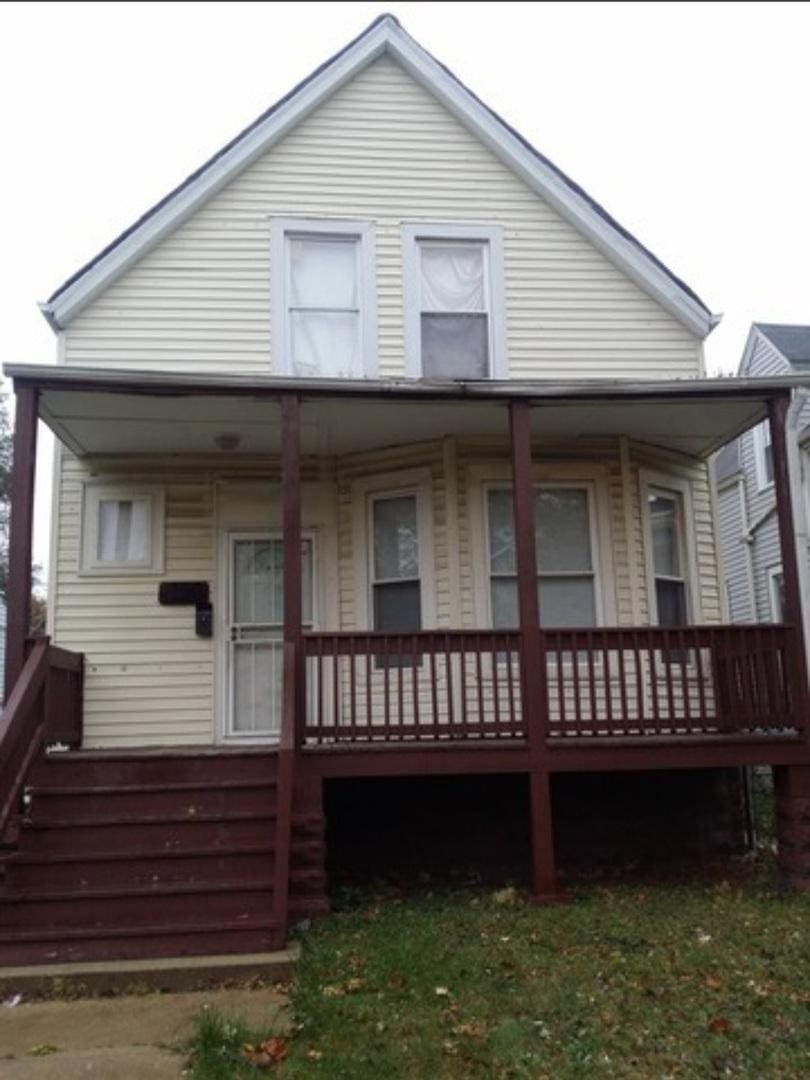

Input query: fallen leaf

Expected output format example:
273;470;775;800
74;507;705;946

306;1049;324;1061
492;887;517;906
29;1045;58;1057
703;974;723;990
242;1037;288;1067
387;973;406;990
322;984;345;997
452;1021;485;1039
708;1017;732;1035
435;986;450;997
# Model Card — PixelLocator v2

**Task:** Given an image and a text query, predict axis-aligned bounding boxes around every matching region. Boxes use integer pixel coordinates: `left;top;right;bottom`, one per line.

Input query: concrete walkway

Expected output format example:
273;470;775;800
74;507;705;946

0;988;288;1078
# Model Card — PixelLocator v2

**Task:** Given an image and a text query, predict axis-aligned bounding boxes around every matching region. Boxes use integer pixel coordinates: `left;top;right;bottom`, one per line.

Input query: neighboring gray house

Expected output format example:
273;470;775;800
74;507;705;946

716;324;810;646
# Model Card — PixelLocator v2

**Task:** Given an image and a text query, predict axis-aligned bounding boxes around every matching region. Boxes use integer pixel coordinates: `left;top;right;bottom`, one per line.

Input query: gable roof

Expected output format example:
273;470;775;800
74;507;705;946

755;323;810;366
41;13;718;338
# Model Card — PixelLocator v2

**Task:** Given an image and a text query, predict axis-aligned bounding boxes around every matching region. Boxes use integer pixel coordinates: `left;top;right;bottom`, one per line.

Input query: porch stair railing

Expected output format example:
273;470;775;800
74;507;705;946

302;624;804;745
0;638;84;853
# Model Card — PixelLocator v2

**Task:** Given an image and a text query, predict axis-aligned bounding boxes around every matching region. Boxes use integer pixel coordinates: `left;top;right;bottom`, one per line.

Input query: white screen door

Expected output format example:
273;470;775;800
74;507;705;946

227;534;313;739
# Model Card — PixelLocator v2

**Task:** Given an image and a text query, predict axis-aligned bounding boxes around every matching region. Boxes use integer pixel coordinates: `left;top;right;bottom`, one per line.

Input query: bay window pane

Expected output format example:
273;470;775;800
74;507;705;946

649;494;680;578
655;579;687;627
487;489;516;574
290;310;360;378
373;496;419;580
420;243;485;312
421;314;489;379
374;580;422;632
491;577;518;628
535;489;592;573
289;236;357;308
539;576;596;627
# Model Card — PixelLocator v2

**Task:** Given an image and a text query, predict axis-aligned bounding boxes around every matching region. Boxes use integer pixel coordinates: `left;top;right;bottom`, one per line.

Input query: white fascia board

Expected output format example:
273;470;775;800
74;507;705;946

42;16;715;337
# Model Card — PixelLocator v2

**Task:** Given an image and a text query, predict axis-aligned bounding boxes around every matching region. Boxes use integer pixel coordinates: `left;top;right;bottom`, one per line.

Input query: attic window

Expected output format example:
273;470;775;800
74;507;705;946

271;218;376;379
403;224;506;380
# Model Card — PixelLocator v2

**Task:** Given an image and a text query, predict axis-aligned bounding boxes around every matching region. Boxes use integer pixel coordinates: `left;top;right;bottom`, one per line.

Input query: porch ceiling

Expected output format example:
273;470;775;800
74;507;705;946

6;363;804;460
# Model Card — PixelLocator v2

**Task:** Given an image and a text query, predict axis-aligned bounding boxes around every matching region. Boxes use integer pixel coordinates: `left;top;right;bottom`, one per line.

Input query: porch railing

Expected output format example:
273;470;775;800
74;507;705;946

0;638;85;843
302;624;803;746
303;630;523;743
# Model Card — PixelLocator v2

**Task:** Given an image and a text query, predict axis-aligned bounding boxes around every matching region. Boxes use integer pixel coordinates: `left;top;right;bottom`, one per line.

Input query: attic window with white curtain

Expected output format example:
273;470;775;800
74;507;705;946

403;224;506;380
81;485;165;574
271;219;376;379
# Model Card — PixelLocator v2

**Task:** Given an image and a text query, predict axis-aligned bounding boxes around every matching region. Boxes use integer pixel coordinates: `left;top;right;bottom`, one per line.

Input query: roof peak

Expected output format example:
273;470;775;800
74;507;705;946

41;12;716;338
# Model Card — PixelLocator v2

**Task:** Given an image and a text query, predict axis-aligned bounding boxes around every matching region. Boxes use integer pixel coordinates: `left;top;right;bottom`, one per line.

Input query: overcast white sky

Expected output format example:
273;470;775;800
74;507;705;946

2;0;810;576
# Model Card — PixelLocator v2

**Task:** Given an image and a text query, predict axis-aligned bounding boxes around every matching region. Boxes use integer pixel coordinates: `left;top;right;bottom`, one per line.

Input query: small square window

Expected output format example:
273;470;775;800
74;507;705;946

81;485;165;574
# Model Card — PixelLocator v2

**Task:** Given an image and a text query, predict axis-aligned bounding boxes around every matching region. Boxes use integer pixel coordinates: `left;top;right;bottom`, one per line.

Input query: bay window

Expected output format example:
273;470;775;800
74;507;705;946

487;485;598;628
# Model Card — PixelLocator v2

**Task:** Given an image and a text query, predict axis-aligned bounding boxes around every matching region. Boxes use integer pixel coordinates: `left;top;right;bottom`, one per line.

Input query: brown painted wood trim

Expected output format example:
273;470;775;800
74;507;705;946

272;393;302;943
5;387;38;700
768;394;810;733
509;400;558;898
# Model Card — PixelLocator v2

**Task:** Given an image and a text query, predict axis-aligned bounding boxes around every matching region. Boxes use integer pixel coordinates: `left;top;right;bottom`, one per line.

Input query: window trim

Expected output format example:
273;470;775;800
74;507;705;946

270;217;377;378
767;564;785;623
351;469;436;632
402;223;506;380
639;471;699;626
79;482;165;576
753;420;774;492
467;462;615;630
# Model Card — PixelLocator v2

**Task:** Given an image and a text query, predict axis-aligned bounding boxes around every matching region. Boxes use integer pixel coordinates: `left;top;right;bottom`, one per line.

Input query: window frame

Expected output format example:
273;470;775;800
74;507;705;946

79;482;165;576
367;490;424;638
270;217;377;378
753;420;775;492
639;472;699;627
402;223;506;380
351;469;436;634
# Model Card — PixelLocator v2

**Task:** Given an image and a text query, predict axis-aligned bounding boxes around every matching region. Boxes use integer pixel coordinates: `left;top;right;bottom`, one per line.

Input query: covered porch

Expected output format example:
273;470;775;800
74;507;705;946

2;365;810;917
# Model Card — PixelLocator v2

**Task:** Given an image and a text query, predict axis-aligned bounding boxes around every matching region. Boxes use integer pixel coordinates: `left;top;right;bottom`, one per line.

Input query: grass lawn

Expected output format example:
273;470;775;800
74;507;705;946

187;859;810;1079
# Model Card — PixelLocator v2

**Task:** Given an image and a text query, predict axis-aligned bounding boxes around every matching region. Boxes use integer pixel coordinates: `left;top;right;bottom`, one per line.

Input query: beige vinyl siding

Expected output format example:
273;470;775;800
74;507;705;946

53;454;216;748
54;436;719;748
63;56;701;379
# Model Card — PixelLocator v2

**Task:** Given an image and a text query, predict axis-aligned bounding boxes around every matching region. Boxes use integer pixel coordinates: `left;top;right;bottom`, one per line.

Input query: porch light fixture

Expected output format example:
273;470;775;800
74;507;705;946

214;433;241;451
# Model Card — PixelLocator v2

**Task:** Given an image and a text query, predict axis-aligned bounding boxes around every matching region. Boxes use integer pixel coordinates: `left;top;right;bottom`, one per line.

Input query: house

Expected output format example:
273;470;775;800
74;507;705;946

716;324;810;652
1;15;809;968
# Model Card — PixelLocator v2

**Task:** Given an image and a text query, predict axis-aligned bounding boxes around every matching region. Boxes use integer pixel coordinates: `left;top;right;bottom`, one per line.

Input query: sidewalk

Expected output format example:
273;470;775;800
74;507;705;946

0;987;288;1078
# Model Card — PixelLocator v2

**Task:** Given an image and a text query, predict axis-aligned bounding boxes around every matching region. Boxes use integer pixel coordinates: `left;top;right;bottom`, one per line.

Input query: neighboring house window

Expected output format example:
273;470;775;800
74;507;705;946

403;224;505;379
81;485;164;574
754;421;774;490
768;565;785;622
270;218;376;378
369;493;422;633
645;488;689;626
486;486;598;627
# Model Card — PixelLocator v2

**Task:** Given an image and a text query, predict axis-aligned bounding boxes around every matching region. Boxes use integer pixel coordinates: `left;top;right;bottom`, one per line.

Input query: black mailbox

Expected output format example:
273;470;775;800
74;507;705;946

158;582;212;637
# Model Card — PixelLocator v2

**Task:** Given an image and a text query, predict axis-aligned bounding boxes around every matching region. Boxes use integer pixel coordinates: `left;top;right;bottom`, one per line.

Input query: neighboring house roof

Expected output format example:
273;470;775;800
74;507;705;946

754;324;810;366
40;13;718;338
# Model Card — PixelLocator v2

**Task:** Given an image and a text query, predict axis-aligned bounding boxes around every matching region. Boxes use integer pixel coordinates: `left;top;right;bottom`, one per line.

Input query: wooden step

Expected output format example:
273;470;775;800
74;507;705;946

26;780;278;823
29;749;280;788
18;810;325;855
17;812;280;855
1;879;280;929
5;849;326;892
0;916;285;966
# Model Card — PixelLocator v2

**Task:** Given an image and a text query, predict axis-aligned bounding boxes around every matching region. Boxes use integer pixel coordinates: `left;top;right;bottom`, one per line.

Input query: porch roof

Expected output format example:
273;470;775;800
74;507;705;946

6;363;808;460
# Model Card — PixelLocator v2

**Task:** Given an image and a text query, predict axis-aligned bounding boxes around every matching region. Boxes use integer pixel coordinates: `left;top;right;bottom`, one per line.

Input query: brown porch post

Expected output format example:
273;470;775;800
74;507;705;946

273;393;302;941
509;400;559;900
5;385;38;702
769;392;810;889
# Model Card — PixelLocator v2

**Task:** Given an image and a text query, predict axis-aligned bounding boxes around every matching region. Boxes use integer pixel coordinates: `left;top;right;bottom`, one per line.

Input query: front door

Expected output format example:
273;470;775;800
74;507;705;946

226;533;314;740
